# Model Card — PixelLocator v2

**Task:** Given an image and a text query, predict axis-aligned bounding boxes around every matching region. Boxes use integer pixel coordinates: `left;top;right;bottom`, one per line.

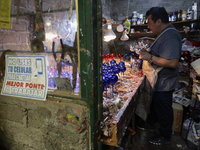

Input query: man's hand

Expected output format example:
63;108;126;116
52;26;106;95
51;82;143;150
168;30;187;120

139;50;151;61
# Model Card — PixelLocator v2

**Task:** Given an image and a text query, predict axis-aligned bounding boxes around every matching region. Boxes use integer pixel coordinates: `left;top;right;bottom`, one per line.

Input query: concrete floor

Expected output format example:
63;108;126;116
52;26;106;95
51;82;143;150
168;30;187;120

128;127;192;150
103;122;195;150
103;127;193;150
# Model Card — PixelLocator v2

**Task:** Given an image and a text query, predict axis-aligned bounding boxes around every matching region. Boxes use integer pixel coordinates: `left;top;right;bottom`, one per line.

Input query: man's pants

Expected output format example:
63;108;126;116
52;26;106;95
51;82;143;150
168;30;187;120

147;90;174;138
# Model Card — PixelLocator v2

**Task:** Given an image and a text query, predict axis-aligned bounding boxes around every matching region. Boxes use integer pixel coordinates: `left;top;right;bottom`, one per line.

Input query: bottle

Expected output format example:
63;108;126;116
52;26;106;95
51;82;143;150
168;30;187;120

182;10;187;21
192;2;198;20
187;9;192;20
182;118;192;139
178;10;182;21
171;11;177;22
132;11;137;25
168;12;172;22
137;19;141;25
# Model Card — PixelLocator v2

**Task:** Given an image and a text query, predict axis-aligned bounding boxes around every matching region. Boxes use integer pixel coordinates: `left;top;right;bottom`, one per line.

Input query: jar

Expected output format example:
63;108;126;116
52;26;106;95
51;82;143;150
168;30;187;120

132;11;137;18
139;14;143;20
132;18;137;25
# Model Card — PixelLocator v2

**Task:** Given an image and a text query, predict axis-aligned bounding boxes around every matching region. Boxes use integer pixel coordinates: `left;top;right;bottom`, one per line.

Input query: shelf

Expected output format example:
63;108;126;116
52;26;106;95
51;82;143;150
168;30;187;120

131;24;147;27
129;32;156;38
131;19;200;28
178;30;200;33
171;19;199;25
128;30;200;39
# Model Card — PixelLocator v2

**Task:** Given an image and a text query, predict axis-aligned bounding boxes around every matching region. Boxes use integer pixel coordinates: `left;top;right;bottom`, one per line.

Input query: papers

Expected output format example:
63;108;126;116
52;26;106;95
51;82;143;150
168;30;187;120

191;58;200;75
194;85;200;101
195;85;200;92
173;93;190;107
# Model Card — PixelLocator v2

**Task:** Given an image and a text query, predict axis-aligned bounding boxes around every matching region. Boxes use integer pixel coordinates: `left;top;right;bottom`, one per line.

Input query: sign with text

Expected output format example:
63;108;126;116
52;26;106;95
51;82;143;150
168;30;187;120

1;55;48;101
0;0;11;29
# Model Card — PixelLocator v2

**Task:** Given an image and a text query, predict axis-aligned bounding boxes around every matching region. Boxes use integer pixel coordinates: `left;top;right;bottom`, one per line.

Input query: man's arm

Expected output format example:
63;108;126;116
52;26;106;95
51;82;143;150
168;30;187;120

139;51;179;68
151;55;179;68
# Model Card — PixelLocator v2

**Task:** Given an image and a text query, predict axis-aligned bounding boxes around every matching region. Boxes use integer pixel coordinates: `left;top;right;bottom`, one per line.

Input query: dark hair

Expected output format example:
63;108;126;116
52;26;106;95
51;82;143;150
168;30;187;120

146;7;169;23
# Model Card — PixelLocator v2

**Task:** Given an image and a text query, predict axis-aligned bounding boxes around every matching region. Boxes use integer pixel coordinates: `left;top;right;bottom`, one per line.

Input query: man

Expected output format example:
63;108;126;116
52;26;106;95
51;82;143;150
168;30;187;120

139;7;182;145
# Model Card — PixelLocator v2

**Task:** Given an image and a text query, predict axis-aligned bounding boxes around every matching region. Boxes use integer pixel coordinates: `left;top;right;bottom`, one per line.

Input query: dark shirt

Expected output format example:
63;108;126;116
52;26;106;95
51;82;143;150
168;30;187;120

151;24;182;91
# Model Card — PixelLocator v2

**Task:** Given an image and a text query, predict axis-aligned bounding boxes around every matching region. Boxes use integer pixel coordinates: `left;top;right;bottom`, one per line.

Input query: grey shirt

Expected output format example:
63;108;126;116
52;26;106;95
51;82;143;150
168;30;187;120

151;24;182;91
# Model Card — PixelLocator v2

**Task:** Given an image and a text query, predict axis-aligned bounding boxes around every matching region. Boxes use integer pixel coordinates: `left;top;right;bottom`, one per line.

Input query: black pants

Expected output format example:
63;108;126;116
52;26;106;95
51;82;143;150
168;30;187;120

147;90;174;138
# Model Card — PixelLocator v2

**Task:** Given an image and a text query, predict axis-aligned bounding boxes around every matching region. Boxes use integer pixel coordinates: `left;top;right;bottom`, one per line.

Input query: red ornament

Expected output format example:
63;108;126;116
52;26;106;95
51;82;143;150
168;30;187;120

110;53;116;60
103;55;106;61
106;54;111;62
118;53;124;61
183;51;190;56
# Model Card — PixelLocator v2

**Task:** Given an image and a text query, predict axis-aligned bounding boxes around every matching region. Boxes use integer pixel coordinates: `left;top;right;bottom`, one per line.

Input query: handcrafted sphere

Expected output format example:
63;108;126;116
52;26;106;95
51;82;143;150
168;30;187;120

110;74;118;84
118;53;124;59
103;62;109;66
105;77;111;86
103;77;107;87
110;59;116;64
119;61;125;66
110;53;116;60
120;66;126;72
113;67;120;74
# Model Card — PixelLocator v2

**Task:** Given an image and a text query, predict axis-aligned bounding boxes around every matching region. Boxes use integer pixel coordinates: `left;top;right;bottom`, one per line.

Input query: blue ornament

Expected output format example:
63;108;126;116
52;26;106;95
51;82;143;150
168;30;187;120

103;62;109;66
113;68;120;74
111;74;118;84
110;60;116;64
103;69;108;73
121;66;126;72
103;78;106;87
119;61;125;66
105;77;111;86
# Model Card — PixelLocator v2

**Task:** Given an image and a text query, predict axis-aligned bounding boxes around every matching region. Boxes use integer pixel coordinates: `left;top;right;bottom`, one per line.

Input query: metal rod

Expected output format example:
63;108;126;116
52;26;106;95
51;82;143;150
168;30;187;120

0;50;62;53
10;8;76;17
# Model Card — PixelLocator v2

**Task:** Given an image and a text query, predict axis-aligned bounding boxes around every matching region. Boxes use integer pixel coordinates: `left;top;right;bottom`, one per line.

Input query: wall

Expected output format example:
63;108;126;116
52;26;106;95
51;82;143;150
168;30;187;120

111;0;200;24
0;95;89;150
102;0;200;55
0;0;89;150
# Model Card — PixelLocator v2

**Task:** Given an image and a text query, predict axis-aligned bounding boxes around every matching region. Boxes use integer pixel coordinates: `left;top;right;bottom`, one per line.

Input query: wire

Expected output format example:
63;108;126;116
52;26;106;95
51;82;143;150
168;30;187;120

127;0;130;17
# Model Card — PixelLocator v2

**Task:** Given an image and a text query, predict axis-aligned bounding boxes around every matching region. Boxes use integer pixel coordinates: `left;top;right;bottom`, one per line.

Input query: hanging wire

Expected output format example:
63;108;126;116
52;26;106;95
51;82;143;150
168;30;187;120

127;0;130;17
113;40;118;58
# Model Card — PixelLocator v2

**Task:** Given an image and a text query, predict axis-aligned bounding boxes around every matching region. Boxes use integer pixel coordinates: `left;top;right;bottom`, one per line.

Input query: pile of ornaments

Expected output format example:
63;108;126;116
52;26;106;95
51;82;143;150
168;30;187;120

102;53;126;91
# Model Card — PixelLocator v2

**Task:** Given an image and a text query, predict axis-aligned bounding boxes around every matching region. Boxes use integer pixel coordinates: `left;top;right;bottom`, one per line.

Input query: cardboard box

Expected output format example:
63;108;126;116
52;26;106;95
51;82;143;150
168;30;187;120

172;102;183;132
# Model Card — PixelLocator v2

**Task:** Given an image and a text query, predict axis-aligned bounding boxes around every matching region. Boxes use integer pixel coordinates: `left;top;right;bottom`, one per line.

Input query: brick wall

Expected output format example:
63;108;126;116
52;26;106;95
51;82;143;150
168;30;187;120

0;95;89;150
0;1;89;150
110;0;200;24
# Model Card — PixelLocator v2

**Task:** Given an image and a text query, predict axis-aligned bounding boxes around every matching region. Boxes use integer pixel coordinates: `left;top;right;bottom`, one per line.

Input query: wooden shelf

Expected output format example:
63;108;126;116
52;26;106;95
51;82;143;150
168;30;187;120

129;32;156;38
171;19;199;25
131;19;200;28
178;30;200;33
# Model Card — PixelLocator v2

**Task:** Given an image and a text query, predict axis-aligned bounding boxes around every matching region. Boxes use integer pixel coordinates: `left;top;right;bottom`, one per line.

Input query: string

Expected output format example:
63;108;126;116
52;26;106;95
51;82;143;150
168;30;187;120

127;0;130;17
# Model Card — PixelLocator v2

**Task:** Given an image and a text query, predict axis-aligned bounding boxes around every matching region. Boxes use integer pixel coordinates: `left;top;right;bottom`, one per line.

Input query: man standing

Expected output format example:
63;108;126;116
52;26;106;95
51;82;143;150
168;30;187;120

139;7;182;145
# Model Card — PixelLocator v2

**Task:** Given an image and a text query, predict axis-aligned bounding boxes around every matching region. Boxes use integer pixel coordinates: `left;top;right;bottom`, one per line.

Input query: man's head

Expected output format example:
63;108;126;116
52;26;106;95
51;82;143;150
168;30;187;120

146;7;169;34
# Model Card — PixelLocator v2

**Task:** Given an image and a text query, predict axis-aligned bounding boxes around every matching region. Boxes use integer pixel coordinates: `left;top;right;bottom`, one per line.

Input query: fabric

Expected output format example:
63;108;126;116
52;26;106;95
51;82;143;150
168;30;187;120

135;77;153;121
150;24;182;92
142;60;163;89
